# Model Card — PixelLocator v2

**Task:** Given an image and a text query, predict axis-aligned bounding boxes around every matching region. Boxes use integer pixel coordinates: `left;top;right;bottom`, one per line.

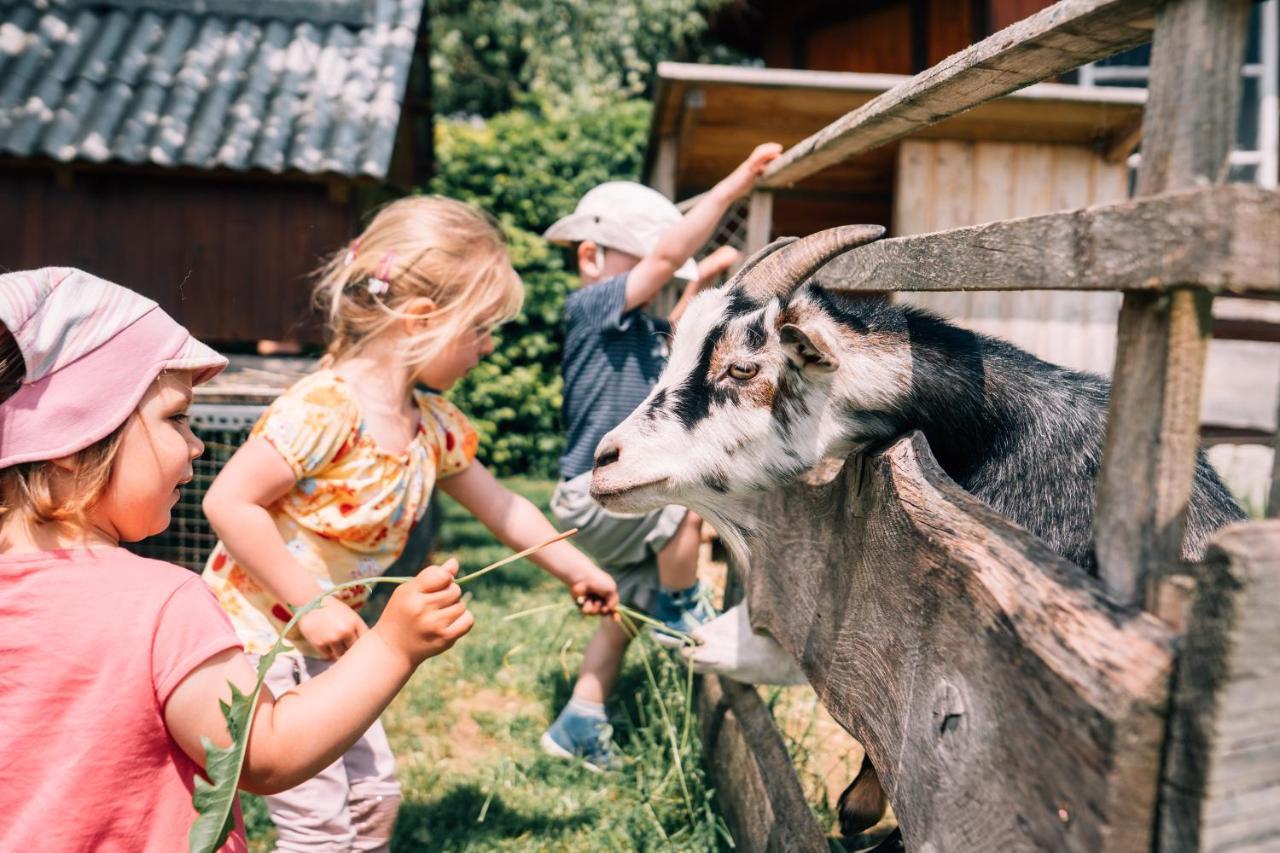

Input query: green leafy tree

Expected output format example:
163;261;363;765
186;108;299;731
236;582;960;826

430;0;740;118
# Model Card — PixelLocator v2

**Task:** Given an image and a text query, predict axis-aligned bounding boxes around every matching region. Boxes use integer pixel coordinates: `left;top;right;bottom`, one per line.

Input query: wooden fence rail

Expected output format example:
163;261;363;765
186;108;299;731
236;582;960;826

701;0;1280;850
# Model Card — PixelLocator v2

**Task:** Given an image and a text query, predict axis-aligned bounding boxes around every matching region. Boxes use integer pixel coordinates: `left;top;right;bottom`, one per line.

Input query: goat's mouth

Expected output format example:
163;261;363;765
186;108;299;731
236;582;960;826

590;475;672;511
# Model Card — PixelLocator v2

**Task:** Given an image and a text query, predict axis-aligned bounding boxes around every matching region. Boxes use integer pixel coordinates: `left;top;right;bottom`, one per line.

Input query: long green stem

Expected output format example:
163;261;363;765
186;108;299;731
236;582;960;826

620;611;696;824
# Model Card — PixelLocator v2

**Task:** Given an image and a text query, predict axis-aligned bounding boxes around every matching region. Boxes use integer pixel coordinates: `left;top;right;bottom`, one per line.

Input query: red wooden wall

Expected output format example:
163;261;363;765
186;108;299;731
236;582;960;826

726;0;1057;74
0;164;354;346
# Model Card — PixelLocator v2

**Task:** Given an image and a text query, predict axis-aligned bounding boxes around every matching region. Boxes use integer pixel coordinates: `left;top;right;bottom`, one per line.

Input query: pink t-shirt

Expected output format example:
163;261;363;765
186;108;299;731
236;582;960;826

0;547;248;852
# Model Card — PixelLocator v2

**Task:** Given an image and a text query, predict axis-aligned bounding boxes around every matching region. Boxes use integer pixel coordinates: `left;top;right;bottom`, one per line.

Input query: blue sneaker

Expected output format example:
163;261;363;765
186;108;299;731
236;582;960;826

540;706;620;773
650;581;718;648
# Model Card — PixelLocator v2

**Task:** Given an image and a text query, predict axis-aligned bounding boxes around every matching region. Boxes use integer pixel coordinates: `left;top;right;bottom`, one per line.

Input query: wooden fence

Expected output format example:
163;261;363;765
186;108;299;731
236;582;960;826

698;1;1280;850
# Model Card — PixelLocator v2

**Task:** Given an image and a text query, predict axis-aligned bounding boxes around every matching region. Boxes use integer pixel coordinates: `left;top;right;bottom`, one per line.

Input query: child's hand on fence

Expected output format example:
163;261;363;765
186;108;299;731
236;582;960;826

570;567;619;616
719;142;783;200
298;597;368;661
372;559;474;667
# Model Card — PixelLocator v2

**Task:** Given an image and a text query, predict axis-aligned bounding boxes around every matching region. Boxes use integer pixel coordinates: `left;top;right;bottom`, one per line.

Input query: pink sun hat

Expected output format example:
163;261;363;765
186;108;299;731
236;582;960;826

0;268;227;468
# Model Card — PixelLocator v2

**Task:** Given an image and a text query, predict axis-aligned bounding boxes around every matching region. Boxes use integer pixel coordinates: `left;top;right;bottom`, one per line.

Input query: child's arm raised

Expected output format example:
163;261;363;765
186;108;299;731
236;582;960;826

438;462;619;614
165;562;473;795
203;436;367;660
621;142;781;314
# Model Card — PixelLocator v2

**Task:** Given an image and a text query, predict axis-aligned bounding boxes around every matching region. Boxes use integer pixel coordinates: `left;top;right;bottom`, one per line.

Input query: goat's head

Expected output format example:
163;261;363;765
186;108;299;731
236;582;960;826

591;225;906;542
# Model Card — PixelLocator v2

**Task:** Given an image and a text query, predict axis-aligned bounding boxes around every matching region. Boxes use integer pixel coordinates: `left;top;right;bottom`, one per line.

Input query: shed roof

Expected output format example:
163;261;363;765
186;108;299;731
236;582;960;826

645;62;1147;198
0;0;424;179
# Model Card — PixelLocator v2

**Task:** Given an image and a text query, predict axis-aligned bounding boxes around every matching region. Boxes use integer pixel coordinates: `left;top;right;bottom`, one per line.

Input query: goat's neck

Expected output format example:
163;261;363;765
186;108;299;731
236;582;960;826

885;338;1028;486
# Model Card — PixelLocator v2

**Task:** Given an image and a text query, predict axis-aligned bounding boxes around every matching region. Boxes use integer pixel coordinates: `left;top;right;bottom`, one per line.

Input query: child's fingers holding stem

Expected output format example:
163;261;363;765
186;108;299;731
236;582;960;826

413;558;459;593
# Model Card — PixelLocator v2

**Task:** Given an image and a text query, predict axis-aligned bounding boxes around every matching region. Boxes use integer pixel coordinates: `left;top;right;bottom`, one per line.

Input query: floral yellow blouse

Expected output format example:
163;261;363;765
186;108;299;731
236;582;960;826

202;370;478;656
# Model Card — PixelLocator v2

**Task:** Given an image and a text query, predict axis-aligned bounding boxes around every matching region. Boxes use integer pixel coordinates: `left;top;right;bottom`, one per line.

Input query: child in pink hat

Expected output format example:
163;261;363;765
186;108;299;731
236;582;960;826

0;268;475;852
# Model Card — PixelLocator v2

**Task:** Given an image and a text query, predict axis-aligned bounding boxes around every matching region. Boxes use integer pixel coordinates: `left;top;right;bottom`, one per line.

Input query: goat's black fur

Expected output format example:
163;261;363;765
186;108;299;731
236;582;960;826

810;284;1245;570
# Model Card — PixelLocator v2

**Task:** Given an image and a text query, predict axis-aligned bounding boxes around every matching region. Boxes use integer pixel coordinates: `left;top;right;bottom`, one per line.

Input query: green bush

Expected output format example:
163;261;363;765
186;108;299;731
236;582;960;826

431;101;652;235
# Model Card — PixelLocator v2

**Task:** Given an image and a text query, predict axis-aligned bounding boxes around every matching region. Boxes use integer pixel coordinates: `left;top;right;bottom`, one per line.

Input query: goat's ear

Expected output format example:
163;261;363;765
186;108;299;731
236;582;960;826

780;323;838;372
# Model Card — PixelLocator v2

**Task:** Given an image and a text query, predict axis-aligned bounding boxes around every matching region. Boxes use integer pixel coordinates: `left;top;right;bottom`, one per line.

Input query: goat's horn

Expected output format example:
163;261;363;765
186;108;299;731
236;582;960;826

739;224;886;300
720;236;797;292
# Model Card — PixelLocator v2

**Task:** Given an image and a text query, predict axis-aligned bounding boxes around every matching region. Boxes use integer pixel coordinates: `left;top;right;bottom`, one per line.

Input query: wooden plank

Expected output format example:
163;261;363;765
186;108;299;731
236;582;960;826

698;674;829;852
738;435;1176;852
1158;521;1280;851
1271;410;1280;518
652;134;678;200
745;191;774;255
821;185;1280;297
757;0;1162;189
1093;0;1251;607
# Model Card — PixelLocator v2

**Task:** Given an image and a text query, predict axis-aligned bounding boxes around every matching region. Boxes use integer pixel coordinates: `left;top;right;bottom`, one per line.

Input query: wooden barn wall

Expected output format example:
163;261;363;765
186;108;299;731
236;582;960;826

891;140;1278;511
893;139;1128;376
0;167;354;345
755;0;1056;74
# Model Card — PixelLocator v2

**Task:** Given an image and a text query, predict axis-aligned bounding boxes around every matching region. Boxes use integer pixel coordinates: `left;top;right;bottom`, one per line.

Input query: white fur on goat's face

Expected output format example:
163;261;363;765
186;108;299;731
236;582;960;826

591;283;913;519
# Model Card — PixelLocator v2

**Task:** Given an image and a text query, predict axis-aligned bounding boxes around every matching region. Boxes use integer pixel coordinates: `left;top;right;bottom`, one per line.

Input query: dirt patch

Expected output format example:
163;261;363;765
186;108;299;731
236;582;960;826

443;687;541;769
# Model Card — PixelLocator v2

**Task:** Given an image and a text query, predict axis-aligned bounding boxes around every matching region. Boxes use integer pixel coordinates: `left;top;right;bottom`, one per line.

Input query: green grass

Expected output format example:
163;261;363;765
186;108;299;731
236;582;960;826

244;477;729;852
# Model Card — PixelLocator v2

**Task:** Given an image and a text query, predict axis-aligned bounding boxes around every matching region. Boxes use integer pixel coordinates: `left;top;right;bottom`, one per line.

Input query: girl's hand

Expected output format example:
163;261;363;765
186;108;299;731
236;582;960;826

298;597;368;661
371;559;474;667
571;568;619;616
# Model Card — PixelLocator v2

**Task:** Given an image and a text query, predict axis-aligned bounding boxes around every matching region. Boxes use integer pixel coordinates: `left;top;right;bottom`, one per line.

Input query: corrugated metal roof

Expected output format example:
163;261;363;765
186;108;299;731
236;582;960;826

0;0;424;178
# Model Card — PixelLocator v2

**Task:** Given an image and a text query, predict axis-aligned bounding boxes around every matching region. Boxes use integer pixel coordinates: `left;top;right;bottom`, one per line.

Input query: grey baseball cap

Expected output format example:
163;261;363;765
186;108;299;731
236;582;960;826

544;182;700;282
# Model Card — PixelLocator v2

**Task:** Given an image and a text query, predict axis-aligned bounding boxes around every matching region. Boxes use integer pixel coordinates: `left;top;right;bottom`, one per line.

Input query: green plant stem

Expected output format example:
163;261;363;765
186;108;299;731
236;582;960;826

614;603;695;645
619;611;697;825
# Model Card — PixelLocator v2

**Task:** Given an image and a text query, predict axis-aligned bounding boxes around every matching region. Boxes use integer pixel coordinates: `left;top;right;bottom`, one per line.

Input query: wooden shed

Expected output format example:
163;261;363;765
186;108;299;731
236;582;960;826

0;0;431;348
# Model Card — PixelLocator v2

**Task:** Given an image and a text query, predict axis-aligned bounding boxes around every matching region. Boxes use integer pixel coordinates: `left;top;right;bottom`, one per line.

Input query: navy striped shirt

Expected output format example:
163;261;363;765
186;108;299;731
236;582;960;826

559;274;670;479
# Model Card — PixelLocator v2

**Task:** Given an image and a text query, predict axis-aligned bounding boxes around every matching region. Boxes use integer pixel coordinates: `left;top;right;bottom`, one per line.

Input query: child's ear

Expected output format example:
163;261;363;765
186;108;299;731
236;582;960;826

400;296;438;330
577;241;603;280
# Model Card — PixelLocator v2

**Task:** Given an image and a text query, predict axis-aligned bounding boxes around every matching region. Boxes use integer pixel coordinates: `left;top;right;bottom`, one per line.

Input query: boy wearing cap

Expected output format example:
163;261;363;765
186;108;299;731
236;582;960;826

540;143;781;769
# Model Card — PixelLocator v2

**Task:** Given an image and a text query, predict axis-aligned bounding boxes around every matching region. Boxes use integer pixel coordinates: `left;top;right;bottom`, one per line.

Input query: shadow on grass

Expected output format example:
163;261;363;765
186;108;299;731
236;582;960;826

392;784;596;851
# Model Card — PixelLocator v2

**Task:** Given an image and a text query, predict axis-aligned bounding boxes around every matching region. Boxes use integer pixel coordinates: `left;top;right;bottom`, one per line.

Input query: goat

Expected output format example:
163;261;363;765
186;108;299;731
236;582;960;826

589;225;1246;839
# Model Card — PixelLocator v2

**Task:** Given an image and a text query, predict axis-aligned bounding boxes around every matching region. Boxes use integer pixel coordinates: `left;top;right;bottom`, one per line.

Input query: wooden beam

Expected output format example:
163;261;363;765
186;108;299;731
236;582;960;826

1158;521;1280;851
757;0;1163;189
817;186;1280;296
1093;0;1251;607
699;674;829;852
745;191;774;256
1271;407;1280;518
739;435;1176;851
652;134;678;200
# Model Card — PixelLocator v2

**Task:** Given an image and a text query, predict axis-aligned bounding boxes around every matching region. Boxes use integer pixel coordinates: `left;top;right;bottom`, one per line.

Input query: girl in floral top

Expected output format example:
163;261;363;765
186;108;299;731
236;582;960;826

202;197;618;851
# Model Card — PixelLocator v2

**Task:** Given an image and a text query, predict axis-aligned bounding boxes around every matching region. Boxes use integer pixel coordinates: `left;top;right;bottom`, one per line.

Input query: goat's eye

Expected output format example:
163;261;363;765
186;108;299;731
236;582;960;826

727;363;758;381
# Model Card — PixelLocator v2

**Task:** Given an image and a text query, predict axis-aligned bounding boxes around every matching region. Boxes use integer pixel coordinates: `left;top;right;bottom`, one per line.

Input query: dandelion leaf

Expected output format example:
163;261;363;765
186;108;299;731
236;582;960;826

187;643;289;853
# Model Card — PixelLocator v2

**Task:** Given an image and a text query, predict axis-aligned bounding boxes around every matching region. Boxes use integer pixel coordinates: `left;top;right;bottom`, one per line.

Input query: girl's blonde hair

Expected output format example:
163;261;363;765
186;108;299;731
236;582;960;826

0;325;127;526
314;196;523;368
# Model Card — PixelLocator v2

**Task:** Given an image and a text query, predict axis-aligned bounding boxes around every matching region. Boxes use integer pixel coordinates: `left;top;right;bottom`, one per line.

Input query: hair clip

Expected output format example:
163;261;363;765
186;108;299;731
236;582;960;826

367;278;390;296
344;237;361;267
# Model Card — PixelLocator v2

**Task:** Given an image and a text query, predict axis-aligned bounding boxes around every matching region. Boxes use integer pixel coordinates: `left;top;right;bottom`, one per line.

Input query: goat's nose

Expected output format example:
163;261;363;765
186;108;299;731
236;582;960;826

594;438;621;470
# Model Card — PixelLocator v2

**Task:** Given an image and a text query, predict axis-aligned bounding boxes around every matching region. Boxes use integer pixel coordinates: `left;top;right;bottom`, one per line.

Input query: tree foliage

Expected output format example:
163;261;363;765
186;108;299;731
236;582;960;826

429;0;740;118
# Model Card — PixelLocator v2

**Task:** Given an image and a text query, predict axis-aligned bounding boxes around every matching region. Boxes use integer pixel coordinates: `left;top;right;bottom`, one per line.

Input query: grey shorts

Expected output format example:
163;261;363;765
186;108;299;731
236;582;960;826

550;471;687;613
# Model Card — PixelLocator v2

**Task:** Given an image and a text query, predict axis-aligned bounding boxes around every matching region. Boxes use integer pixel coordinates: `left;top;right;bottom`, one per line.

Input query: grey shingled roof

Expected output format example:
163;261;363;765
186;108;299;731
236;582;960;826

0;0;424;178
